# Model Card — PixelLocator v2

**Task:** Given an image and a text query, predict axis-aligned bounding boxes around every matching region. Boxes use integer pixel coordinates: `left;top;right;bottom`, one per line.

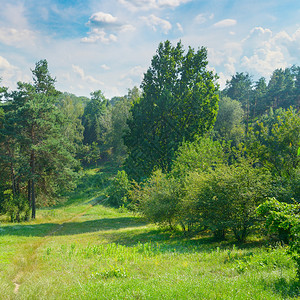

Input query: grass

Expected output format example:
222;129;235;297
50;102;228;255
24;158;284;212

0;167;299;299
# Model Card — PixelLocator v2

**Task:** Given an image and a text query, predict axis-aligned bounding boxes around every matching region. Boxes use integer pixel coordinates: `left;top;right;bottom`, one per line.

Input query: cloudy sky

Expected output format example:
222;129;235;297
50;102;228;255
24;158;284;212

0;0;299;99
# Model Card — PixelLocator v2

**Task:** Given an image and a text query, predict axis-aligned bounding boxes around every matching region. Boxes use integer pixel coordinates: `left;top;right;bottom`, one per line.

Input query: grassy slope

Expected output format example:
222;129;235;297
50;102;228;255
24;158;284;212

0;167;299;299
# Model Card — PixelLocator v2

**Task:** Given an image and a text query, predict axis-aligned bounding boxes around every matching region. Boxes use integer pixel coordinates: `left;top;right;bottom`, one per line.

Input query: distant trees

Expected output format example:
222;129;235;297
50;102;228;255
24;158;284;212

124;40;219;180
223;66;300;122
82;90;110;147
106;89;138;164
248;108;300;178
79;87;139;165
213;96;244;145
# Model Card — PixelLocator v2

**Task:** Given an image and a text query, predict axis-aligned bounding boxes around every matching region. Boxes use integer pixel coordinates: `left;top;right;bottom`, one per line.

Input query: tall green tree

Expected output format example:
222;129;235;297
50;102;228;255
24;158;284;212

251;77;267;118
1;60;78;219
124;40;219;180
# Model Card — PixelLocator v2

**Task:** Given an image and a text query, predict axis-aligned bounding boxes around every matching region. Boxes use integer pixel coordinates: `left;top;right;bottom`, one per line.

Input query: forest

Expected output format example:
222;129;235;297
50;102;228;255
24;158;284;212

0;40;300;298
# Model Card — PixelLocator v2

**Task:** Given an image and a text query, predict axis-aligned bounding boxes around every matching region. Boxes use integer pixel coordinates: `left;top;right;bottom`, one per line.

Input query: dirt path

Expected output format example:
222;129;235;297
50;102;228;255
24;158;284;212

12;204;93;296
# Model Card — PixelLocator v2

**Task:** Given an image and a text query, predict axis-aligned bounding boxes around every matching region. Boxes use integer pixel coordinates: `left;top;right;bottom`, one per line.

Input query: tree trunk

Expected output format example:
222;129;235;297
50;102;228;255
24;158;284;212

6;144;17;197
28;180;31;206
31;150;36;219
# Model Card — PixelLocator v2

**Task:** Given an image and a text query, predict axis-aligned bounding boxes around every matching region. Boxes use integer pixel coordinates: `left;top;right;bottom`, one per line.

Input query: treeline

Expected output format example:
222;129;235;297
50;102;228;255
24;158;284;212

0;60;138;221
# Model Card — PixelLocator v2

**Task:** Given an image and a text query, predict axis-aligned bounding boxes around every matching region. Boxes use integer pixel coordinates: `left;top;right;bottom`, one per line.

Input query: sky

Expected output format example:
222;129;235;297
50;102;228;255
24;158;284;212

0;0;299;99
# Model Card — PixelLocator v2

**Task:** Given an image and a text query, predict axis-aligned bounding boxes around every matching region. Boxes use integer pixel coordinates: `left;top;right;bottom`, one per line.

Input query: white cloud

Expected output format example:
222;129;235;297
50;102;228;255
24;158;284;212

176;22;183;33
120;24;136;33
0;56;19;87
120;65;146;86
140;14;172;34
241;49;286;77
1;3;29;29
240;27;296;77
101;64;111;70
213;19;237;28
274;28;300;60
157;0;191;7
217;72;231;89
0;27;37;48
72;64;104;85
121;65;145;79
81;28;118;43
194;13;214;25
119;0;191;11
0;56;14;71
87;12;118;28
0;56;17;80
195;13;206;24
224;57;236;74
206;26;300;86
82;11;135;43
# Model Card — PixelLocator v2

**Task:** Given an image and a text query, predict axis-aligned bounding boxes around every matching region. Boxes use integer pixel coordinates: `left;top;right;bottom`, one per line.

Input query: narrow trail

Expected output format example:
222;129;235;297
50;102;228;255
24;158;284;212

12;204;94;296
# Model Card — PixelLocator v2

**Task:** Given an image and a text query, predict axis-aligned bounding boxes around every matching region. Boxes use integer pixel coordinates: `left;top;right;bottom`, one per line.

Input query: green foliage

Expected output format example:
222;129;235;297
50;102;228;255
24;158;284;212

107;170;131;207
82;90;111;148
134;170;180;229
185;159;272;242
257;198;300;278
2;190;30;222
213;96;245;144
171;136;224;178
124;40;219;180
248;108;300;178
222;66;300;121
257;198;299;243
31;59;60;96
57;93;85;157
224;72;253;109
290;222;300;279
0;60;80;219
106;88;139;163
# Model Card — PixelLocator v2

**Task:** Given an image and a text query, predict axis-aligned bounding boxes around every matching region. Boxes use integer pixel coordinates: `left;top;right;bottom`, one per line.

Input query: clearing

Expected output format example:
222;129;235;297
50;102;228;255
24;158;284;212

0;168;299;299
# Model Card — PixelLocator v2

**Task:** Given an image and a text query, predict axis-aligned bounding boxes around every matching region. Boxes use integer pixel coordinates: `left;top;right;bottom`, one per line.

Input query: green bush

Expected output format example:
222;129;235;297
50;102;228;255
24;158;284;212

257;198;300;278
257;197;299;243
171;136;224;178
107;170;131;207
135;170;180;229
3;190;30;222
185;159;272;242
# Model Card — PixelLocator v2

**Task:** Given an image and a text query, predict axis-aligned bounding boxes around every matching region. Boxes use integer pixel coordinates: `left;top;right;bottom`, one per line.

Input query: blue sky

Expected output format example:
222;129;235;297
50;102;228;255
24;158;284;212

0;0;299;98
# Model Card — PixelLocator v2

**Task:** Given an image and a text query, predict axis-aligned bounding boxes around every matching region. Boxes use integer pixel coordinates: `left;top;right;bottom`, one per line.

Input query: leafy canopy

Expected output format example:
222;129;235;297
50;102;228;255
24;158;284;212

124;40;219;180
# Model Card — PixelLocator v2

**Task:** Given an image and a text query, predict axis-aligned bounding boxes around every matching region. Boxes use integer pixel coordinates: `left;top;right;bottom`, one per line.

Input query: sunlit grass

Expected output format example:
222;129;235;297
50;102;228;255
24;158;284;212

0;167;299;299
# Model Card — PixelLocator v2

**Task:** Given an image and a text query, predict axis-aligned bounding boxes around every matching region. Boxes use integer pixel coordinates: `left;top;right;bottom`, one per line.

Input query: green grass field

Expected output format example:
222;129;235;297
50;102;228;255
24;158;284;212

0;168;299;299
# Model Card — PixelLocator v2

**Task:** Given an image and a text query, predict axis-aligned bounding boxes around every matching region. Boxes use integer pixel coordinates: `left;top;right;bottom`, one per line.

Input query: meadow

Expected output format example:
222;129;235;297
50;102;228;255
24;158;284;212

0;168;299;300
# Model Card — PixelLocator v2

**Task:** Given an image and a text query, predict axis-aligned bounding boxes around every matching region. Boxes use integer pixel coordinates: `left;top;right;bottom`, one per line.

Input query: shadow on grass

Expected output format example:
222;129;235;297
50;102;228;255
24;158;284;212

102;227;269;255
104;227;224;254
0;217;148;237
261;277;300;299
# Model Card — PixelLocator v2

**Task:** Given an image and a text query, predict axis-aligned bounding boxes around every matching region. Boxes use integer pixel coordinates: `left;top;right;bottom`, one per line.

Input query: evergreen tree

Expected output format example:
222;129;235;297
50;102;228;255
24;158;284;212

1;60;78;219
